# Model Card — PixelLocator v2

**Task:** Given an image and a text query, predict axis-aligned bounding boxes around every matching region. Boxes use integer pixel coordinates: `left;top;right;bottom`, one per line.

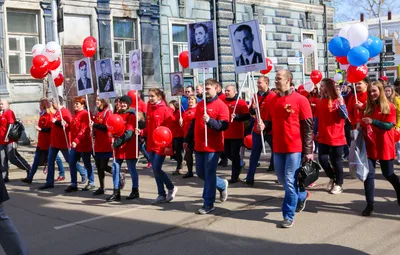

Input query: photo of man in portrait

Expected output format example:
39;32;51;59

98;60;114;93
190;23;215;62
233;24;263;66
77;60;92;91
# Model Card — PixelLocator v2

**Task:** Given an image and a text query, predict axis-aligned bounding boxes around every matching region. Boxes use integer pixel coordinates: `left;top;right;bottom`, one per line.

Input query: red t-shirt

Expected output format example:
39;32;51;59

363;104;396;160
37;112;53;150
71;110;92;152
315;98;347;146
194;97;229;152
170;110;184;138
251;91;276;134
183;106;196;137
50;107;72;149
347;91;368;128
309;95;319;117
93;108;112;153
266;92;313;153
114;110;139;159
223;98;249;139
0;110;16;145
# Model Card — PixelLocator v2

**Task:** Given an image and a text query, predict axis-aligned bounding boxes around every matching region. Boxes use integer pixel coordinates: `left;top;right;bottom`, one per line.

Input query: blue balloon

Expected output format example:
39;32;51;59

328;36;351;57
362;36;383;58
347;46;370;66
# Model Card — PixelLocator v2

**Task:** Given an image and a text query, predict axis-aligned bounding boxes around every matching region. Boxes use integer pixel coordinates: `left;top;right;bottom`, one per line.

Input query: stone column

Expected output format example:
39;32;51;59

96;0;112;59
0;0;9;97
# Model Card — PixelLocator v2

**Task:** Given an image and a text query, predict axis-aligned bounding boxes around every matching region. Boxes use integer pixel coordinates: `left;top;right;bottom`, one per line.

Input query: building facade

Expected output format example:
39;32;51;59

0;0;334;140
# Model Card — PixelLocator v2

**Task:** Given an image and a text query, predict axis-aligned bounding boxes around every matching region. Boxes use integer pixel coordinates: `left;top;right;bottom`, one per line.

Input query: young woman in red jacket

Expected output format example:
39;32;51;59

138;88;178;205
180;95;197;178
316;78;348;194
361;81;400;216
65;96;95;193
168;100;184;176
91;97;113;195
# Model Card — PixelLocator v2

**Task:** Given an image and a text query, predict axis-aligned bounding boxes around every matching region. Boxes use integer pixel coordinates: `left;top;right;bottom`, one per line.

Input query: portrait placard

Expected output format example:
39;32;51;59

75;58;94;96
129;49;143;91
95;58;116;98
170;72;184;96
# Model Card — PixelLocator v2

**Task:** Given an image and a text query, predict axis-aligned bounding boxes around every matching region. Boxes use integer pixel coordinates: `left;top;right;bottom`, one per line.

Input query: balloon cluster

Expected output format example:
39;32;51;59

329;23;383;83
30;42;64;86
82;36;97;58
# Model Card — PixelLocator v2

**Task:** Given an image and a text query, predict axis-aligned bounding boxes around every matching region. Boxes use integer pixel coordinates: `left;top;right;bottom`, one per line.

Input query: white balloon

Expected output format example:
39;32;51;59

347;23;369;48
338;24;351;39
51;68;61;78
44;41;61;61
301;38;316;57
31;44;45;57
333;73;343;82
304;81;314;92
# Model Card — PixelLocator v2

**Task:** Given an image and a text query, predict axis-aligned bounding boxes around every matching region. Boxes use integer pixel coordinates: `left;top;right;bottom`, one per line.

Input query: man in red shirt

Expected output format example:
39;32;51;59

184;79;229;215
347;78;369;129
0;100;31;182
266;70;314;228
223;85;250;183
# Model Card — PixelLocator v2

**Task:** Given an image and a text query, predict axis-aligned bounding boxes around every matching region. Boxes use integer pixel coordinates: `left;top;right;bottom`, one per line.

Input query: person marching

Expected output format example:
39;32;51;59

243;76;276;186
184;78;229;215
180;95;197;178
91;97;113;195
138;89;178;205
107;95;140;202
65;96;95;192
315;78;348;194
169;100;184;176
223;85;250;183
383;85;400;164
347;77;369;128
265;70;314;228
360;81;400;216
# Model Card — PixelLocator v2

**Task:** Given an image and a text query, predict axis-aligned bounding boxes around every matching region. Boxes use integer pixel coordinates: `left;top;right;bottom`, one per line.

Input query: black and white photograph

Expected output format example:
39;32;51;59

228;20;266;73
74;58;94;96
170;72;184;96
113;60;124;84
187;20;218;69
95;58;116;98
129;49;143;91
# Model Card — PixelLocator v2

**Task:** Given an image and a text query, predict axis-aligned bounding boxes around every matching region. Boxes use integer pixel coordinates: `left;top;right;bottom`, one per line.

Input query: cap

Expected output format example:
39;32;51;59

120;95;132;106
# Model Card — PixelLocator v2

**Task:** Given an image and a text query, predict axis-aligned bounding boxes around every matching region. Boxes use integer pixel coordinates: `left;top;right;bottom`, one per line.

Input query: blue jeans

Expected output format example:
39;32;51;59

274;152;306;221
56;154;65;177
112;159;139;189
195;152;227;207
140;142;150;162
0;203;28;255
149;152;174;197
246;132;273;181
69;149;94;187
28;148;65;180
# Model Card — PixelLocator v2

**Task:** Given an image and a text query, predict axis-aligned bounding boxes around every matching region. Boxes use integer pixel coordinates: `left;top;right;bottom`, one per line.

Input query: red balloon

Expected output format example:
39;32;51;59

106;114;125;136
127;90;138;108
395;129;400;143
54;73;64;87
178;51;189;69
336;56;349;65
260;58;273;75
83;36;97;45
297;85;309;97
30;66;48;79
32;55;49;73
48;58;61;71
82;41;97;58
310;70;323;85
153;126;172;148
347;65;368;83
244;134;252;149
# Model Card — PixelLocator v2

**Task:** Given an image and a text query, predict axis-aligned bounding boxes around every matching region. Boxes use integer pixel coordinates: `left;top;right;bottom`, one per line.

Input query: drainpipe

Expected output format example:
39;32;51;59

159;0;164;91
211;0;219;81
322;1;329;78
233;0;238;84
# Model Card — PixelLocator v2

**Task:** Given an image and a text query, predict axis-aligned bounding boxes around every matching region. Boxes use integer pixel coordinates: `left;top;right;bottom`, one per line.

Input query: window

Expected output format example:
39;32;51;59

386;71;396;84
384;39;394;53
113;18;137;78
7;10;39;75
171;24;193;76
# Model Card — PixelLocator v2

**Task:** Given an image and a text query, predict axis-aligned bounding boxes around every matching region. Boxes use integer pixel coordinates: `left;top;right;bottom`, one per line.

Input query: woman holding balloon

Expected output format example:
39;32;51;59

137;88;178;205
169;100;184;176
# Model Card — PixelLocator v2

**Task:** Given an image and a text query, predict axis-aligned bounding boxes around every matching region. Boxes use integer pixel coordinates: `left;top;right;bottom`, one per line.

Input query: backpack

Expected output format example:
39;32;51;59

8;118;24;141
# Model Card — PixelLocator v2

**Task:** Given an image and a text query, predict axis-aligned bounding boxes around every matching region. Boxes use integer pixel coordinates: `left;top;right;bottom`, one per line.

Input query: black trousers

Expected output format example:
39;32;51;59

173;137;184;170
224;139;242;180
318;143;344;185
95;158;110;189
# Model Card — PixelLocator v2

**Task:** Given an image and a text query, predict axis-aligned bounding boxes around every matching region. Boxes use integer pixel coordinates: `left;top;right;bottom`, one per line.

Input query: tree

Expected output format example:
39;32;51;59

333;0;400;22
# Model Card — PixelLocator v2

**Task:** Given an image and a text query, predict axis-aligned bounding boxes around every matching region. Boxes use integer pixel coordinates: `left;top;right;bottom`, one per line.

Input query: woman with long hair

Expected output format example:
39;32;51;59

138;88;178;204
316;78;348;194
65;96;95;192
361;81;400;216
385;85;400;164
168;100;184;176
180;95;197;178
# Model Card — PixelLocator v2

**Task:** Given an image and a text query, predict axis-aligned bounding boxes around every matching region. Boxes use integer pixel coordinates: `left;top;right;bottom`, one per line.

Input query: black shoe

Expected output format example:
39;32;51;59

106;189;121;202
257;162;261;167
4;176;9;183
296;191;310;212
228;179;238;184
218;160;228;167
65;186;78;193
197;205;215;215
82;184;96;191
182;172;194;179
172;169;181;176
362;204;374;216
266;165;275;172
93;188;105;196
241;178;254;186
39;184;54;190
21;178;32;184
126;188;140;200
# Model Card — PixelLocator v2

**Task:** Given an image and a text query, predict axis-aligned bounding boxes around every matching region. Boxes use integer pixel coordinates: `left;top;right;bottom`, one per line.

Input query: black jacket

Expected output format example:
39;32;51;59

0;173;9;203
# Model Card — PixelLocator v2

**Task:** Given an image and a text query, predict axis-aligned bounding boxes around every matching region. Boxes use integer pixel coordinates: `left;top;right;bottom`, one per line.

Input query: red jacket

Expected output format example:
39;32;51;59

50;107;72;149
347;91;368;129
0;109;16;145
182;106;196;137
37;111;53;150
170;110;184;138
251;90;276;134
218;92;226;101
71;110;92;152
93;108;112;153
223;97;249;139
142;101;173;155
192;96;229;152
114;109;139;159
138;100;147;114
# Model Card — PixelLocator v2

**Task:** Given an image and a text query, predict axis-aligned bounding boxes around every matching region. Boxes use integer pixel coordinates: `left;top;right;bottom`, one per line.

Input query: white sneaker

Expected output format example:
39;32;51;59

220;179;229;202
166;187;178;202
330;185;343;195
326;179;334;192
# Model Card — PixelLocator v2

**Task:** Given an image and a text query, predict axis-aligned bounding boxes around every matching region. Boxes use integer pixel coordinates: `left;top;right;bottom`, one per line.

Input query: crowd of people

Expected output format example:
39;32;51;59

0;70;399;234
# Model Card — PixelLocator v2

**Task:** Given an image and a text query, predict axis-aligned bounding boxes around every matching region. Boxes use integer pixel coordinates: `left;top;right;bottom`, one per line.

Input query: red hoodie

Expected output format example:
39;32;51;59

71;110;92;152
93;108;112;153
50;107;72;149
170;110;184;138
37;111;53;150
114;109;139;159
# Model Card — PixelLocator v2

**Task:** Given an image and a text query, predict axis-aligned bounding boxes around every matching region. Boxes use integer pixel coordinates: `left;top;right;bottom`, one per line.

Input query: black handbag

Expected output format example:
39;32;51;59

298;160;321;191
